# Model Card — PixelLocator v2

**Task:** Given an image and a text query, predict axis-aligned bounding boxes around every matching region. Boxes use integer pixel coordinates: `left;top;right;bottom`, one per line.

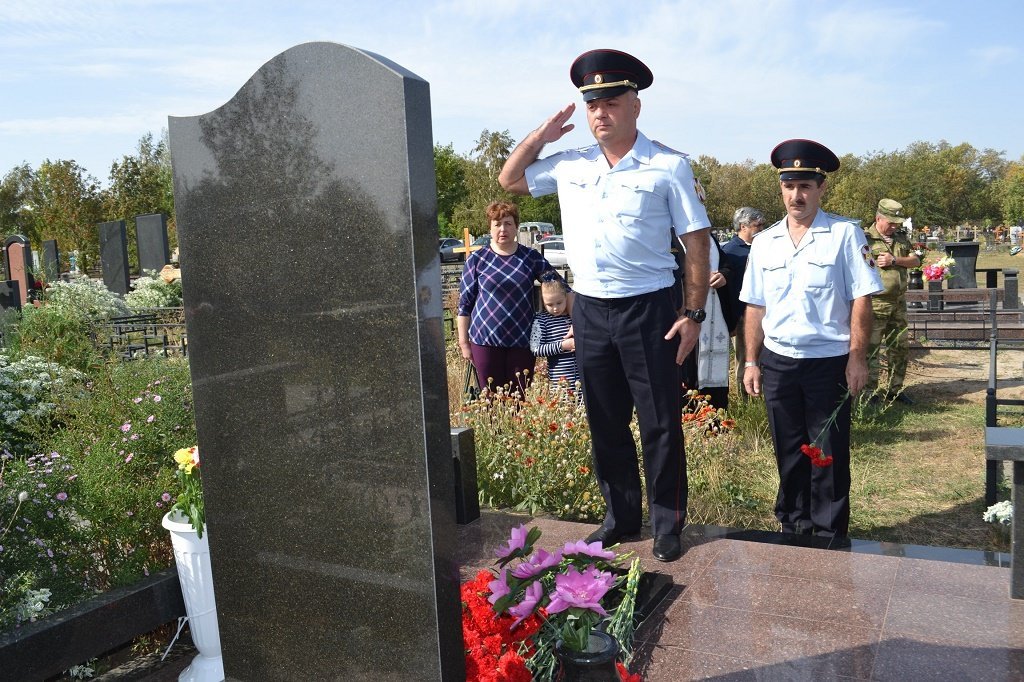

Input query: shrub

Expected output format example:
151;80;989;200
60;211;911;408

0;450;90;629
453;373;738;524
7;277;128;371
124;271;183;310
0;354;86;457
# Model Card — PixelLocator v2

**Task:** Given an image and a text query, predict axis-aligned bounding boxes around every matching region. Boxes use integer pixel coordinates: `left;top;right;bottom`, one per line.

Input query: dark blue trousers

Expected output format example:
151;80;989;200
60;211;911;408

760;348;852;536
572;287;686;537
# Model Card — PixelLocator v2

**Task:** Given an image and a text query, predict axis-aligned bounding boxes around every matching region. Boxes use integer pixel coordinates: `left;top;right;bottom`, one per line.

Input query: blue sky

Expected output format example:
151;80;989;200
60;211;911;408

1;0;1021;186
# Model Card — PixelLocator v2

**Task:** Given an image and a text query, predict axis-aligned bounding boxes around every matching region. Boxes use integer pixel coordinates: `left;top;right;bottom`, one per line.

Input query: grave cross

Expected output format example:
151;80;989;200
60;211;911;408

452;227;481;257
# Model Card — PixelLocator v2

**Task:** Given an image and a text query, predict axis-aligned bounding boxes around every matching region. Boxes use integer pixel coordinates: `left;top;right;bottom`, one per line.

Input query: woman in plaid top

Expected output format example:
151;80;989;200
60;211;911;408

457;201;558;397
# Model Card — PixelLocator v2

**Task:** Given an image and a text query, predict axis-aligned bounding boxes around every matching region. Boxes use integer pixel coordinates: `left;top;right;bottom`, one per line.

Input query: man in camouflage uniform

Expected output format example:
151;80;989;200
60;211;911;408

865;198;919;403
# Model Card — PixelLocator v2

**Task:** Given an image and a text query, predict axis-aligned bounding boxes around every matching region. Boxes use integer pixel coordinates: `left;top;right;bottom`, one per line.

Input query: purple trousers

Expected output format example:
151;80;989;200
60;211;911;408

470;343;535;397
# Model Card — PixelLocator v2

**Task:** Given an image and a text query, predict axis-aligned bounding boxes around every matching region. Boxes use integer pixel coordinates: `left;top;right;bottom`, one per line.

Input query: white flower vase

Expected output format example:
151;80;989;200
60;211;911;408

162;511;225;682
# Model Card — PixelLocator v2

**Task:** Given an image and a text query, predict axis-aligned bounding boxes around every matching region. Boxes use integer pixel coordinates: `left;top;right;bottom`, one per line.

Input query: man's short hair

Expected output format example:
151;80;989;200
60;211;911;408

733;207;765;231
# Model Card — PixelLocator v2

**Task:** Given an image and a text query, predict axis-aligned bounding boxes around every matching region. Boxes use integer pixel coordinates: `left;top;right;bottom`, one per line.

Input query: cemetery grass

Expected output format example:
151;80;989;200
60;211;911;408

448;344;1011;554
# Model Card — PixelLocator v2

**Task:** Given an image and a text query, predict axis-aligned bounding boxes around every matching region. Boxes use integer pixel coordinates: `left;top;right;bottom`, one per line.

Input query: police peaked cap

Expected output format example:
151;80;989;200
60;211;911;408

771;139;840;181
570;49;653;102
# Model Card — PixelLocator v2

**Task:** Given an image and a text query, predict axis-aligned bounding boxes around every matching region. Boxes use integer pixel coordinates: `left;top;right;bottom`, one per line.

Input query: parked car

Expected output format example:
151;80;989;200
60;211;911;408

538;239;568;267
439;237;466;263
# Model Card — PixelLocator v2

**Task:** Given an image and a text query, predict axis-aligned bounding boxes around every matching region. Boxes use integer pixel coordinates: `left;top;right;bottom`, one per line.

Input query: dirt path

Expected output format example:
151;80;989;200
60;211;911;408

905;345;1024;404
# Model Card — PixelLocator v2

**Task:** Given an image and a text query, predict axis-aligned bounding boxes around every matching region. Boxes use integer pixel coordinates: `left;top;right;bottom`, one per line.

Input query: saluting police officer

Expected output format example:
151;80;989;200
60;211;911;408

740;140;883;538
499;49;712;562
864;198;918;403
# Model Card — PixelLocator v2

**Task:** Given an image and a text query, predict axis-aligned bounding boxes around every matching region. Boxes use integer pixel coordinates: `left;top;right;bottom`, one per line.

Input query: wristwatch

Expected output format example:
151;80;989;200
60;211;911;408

682;308;706;323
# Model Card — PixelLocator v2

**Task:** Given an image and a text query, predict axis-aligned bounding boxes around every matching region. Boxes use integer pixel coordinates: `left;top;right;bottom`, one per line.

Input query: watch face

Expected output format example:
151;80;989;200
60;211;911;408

687;308;706;323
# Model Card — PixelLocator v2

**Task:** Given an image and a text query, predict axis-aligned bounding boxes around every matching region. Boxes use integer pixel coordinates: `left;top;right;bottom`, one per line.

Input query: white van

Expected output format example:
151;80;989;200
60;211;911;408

518;222;556;246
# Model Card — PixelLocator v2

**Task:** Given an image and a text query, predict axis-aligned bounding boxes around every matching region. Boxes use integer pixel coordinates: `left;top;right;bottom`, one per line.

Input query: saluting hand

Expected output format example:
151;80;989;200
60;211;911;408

535;103;576;145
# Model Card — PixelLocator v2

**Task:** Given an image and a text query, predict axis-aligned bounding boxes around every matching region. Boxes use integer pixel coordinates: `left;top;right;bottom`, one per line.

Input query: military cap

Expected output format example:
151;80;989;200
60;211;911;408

770;139;840;181
570;49;653;102
877;198;906;224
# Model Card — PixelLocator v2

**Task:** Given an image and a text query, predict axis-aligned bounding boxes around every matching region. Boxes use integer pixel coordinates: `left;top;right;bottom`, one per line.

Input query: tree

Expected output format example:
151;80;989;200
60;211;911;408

103;131;176;264
1000;163;1024;226
433;143;468;237
30;160;104;271
451;129;516;236
0;163;37;243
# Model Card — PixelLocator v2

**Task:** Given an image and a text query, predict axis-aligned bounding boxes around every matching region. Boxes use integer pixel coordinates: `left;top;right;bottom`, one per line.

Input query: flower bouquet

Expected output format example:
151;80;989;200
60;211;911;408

462;525;642;681
170;446;205;537
922;255;955;282
983;500;1013;526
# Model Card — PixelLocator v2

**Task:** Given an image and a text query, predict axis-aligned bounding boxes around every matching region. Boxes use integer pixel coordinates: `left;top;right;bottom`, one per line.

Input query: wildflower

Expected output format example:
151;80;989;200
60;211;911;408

133;397;143;404
18;491;29;502
120;422;132;433
55;492;68;501
153;395;162;402
147;415;155;423
161;492;172;503
125;453;134;463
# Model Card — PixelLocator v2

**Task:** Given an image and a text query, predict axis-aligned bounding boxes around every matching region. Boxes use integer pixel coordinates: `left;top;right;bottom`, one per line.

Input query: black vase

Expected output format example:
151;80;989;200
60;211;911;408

908;269;924;290
555;631;621;681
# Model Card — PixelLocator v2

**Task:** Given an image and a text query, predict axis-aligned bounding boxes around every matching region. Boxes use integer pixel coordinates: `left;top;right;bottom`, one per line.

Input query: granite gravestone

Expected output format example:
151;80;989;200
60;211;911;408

0;280;20;311
98;220;131;295
168;42;462;680
943;241;980;289
42;240;60;282
136;213;171;275
3;235;33;306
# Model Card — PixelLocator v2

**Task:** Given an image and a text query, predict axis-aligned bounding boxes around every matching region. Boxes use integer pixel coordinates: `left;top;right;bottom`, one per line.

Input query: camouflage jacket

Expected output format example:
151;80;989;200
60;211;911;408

864;222;913;300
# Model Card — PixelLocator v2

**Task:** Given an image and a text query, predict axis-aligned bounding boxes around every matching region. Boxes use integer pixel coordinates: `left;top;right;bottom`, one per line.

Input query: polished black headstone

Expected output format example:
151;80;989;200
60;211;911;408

136;213;171;275
0;280;20;311
98;220;130;295
168;42;461;680
943;241;980;289
42;240;60;282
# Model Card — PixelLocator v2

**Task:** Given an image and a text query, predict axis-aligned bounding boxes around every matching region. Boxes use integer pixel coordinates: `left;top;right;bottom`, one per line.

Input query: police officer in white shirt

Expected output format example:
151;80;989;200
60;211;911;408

740;139;883;538
499;49;712;562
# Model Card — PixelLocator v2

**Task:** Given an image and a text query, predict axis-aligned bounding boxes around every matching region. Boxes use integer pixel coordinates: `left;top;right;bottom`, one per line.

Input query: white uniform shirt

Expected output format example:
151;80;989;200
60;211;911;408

740;209;883;359
525;131;711;298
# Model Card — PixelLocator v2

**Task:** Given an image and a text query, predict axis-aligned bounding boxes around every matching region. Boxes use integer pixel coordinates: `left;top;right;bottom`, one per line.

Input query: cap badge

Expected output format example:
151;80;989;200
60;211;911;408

594;74;604;84
794;160;802;167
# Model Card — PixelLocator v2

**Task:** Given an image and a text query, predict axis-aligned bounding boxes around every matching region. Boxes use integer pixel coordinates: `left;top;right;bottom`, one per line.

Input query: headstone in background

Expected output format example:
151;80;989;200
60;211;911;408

42;240;60;283
168;42;461;680
136;213;171;275
98;220;131;295
944;241;980;289
3;235;33;306
1004;269;1019;311
0;280;20;311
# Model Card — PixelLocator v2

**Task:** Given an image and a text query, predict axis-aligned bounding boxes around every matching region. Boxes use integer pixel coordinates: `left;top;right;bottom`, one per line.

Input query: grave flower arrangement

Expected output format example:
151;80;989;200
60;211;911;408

462;524;642;681
983;500;1013;527
169;446;205;537
922;255;955;281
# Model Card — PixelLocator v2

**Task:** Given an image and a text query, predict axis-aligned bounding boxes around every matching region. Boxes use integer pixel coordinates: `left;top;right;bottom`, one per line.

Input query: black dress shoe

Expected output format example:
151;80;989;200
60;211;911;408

893;392;913;405
652;534;682;562
584;525;638;547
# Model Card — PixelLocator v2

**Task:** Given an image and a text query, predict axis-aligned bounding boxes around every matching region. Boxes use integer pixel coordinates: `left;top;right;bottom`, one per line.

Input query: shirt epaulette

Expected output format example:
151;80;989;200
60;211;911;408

757;219;786;237
825;212;859;226
650;140;689;158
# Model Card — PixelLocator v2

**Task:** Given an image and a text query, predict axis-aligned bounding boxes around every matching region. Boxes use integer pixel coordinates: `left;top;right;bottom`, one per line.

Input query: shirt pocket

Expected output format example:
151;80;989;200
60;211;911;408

608;177;660;219
804;258;835;289
763;256;789;293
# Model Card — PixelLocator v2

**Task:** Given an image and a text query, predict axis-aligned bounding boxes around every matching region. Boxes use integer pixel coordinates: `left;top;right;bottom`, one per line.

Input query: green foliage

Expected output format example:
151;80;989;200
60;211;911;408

0;354;86;457
124;271;183;310
104;131;177;265
42;358;195;593
999;162;1024;225
0;163;37;242
0;451;90;628
451;129;517;236
434;143;468;236
26;160;104;272
9;277;128;371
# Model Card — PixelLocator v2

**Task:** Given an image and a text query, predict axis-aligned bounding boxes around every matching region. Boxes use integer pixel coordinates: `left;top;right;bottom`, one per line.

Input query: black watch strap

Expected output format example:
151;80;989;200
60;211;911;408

683;308;706;323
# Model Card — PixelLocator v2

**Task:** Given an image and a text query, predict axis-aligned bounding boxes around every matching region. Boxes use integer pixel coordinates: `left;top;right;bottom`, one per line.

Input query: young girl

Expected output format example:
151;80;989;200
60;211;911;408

529;276;580;393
